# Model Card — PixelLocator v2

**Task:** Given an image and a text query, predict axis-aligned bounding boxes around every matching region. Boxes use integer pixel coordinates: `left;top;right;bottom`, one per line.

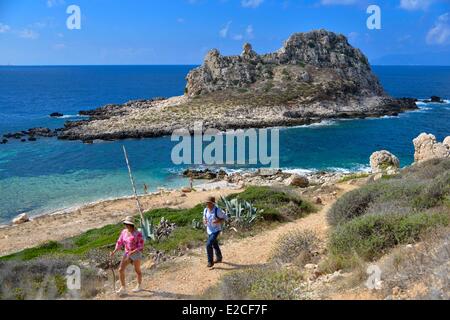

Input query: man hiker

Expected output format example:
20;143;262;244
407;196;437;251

203;196;228;268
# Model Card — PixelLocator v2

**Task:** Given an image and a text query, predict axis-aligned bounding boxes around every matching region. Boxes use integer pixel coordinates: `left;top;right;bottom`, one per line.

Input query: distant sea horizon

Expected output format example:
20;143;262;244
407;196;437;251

2;64;450;67
0;65;449;223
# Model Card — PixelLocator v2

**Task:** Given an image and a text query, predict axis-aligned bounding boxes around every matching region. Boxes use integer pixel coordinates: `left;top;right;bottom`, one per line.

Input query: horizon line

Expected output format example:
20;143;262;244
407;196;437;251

1;64;450;67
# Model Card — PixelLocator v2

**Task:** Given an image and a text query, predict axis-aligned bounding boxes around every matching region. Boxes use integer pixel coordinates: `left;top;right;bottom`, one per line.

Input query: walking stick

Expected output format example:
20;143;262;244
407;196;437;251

110;257;116;292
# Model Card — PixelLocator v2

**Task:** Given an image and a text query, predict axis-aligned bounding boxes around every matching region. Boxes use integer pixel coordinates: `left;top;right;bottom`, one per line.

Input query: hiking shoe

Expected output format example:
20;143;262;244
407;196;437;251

116;286;127;296
214;258;223;264
132;284;142;293
207;262;214;268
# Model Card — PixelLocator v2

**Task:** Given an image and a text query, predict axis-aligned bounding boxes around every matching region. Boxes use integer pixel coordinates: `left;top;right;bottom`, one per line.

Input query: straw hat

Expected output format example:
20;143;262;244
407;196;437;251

122;216;135;226
206;196;216;204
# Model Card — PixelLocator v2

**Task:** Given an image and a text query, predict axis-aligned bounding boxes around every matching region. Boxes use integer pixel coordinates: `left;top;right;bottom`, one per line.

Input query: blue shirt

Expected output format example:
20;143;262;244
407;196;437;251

203;206;228;235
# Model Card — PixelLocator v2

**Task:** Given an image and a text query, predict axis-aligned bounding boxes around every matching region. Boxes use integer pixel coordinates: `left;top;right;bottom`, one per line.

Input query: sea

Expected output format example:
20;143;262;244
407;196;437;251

0;65;449;223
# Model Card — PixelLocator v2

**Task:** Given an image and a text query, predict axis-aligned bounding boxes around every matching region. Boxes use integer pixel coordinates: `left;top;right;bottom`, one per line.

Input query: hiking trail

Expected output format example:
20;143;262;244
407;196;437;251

97;182;360;300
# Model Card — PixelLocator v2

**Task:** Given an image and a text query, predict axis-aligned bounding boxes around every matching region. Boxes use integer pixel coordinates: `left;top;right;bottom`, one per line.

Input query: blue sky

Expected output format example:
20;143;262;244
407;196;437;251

0;0;449;65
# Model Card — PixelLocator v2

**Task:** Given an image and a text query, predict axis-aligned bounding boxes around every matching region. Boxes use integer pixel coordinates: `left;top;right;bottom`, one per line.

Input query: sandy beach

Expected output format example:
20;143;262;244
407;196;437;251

0;181;243;257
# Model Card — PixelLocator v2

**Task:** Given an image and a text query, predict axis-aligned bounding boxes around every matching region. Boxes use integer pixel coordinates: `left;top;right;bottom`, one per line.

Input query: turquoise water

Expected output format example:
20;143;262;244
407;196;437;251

0;66;449;223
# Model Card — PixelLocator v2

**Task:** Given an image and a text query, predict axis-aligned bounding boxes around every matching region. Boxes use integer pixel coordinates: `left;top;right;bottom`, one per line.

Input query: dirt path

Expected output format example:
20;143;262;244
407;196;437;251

0;186;241;256
97;182;359;300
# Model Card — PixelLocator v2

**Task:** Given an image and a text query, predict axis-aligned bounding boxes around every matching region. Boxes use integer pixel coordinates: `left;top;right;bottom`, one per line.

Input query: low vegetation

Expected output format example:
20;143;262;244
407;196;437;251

0;257;104;300
339;172;370;183
270;230;319;266
326;158;450;270
203;265;304;300
208;159;450;300
329;212;449;261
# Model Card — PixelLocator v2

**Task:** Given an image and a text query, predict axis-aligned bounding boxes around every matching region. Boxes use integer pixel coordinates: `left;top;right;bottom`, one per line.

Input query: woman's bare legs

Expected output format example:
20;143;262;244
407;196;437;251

133;259;142;286
118;256;130;287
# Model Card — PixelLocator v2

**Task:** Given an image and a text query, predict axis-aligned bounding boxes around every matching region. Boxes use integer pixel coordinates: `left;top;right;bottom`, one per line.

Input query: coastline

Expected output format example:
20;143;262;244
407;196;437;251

0;180;243;257
0;168;354;256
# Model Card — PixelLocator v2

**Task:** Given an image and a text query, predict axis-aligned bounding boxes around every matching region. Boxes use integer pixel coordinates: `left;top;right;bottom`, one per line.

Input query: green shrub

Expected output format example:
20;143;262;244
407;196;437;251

229;186;315;222
329;212;449;261
339;173;370;183
210;266;303;300
0;241;61;262
0;257;104;300
414;171;450;209
402;158;450;180
150;226;204;252
328;178;433;226
327;183;384;226
271;230;318;265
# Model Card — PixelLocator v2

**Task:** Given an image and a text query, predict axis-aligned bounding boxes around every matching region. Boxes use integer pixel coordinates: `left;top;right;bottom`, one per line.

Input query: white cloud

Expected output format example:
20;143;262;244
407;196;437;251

0;23;11;33
219;21;232;38
241;0;264;8
427;13;450;45
19;29;39;40
347;31;359;42
321;0;356;5
232;34;244;41
246;25;254;39
400;0;434;11
53;43;66;50
47;0;65;8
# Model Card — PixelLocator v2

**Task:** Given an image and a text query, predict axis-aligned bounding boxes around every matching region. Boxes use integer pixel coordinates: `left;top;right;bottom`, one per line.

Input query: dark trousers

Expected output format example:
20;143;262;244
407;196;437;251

206;231;222;264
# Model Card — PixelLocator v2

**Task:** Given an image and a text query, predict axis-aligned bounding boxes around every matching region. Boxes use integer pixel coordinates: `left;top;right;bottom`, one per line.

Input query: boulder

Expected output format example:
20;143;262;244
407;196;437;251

413;133;450;163
444;136;450;147
284;174;309;188
370;150;400;174
257;168;282;177
12;213;30;225
429;96;444;103
314;197;323;205
183;169;217;180
50;112;64;118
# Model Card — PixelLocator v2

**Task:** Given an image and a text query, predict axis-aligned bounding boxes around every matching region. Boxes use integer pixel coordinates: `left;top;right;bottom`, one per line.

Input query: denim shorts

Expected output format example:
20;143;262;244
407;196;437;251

125;251;143;262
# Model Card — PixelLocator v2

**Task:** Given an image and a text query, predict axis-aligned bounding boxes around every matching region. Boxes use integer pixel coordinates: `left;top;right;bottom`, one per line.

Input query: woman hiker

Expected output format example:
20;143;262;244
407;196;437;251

110;216;144;295
203;196;228;268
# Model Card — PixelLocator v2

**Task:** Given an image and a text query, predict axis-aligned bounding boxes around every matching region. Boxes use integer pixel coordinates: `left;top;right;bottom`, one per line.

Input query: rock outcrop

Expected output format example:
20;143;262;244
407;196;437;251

413;133;450;163
56;30;417;142
370;150;400;174
284;174;310;188
186;30;383;98
12;213;30;225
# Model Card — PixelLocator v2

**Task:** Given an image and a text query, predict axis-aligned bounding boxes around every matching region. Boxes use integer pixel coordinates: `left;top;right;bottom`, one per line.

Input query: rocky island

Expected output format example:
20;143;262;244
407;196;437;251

55;30;417;142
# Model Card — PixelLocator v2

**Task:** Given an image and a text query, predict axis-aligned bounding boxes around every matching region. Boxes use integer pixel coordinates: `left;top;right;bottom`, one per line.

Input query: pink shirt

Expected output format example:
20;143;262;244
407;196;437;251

115;229;144;256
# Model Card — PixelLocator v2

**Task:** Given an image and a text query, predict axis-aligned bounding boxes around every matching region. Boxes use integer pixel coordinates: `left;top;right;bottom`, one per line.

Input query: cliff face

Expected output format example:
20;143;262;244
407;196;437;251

186;29;384;99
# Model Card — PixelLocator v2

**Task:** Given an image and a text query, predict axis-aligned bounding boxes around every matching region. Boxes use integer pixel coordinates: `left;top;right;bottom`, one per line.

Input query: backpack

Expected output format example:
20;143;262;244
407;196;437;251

204;207;223;223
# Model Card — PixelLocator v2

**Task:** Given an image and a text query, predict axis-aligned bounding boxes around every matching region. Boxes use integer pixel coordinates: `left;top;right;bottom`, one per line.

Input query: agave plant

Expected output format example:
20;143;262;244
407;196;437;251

219;196;259;229
139;217;176;242
139;217;156;241
192;219;204;230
